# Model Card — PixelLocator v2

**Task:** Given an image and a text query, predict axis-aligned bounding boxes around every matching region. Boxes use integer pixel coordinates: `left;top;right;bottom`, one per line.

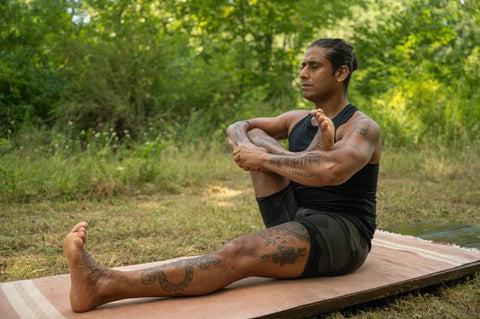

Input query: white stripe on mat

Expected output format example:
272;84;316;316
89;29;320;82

1;280;65;319
372;238;473;267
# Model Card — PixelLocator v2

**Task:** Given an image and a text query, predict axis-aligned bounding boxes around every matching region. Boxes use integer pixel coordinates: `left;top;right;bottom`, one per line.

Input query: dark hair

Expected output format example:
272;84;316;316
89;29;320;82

308;38;358;91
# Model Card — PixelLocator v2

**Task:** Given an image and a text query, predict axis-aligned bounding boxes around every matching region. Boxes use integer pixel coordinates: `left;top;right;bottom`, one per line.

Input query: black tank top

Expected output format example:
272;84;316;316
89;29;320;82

288;104;378;240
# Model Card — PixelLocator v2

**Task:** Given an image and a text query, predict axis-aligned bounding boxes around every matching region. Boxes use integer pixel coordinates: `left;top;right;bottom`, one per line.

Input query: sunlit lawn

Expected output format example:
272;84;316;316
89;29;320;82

1;145;479;318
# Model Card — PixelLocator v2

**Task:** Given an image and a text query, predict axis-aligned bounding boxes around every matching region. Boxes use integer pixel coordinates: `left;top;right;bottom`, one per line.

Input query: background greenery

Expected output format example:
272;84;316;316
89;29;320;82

1;0;479;202
1;0;479;317
1;0;479;146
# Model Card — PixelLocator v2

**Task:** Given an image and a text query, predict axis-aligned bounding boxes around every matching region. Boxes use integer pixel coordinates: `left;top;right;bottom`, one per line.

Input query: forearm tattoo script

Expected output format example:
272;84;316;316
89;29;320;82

268;155;321;179
141;255;221;294
268;155;321;168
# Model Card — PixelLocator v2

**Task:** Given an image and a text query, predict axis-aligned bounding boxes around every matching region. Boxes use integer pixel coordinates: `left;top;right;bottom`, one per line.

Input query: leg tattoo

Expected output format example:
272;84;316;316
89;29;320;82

141;255;221;294
261;246;307;266
257;223;309;266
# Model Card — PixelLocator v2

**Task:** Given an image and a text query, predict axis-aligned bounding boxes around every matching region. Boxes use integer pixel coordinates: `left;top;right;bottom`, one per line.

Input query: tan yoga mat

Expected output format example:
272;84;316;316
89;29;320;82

1;230;480;319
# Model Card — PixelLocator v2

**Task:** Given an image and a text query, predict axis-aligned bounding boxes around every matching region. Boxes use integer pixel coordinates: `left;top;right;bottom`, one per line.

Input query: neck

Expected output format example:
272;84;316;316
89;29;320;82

314;95;349;118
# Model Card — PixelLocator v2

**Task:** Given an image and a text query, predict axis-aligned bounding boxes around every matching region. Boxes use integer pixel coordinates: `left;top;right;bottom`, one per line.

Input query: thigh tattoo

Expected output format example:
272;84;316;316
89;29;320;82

257;222;310;266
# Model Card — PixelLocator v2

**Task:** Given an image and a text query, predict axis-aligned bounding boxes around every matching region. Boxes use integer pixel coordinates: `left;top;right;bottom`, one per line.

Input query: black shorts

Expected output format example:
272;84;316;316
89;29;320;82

257;185;370;278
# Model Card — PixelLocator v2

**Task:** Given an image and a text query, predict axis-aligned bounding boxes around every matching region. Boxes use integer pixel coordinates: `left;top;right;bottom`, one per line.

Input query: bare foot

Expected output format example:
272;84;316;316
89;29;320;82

63;222;108;312
307;109;335;151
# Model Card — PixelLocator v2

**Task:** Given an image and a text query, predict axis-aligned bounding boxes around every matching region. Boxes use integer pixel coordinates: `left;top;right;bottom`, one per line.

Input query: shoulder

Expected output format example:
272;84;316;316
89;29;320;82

280;109;311;130
338;111;380;140
278;109;311;120
245;109;310;140
336;110;381;163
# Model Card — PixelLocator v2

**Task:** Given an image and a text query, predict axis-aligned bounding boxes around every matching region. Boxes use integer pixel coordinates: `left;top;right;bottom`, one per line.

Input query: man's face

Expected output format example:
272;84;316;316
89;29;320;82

299;46;338;103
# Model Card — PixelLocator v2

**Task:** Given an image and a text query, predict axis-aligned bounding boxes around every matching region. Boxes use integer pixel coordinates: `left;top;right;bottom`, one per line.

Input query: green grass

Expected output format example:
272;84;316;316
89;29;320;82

1;141;479;318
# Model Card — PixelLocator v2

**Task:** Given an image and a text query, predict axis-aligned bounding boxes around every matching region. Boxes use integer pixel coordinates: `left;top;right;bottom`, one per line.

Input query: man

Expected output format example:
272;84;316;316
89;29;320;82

63;38;381;312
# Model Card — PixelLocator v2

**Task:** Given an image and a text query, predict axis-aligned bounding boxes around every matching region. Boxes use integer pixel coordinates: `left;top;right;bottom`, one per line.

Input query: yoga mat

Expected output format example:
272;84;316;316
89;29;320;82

1;230;479;319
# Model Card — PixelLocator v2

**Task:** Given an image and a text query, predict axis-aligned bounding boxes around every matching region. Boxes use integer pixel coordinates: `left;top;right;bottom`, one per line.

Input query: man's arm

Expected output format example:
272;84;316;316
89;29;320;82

226;110;309;151
233;115;381;186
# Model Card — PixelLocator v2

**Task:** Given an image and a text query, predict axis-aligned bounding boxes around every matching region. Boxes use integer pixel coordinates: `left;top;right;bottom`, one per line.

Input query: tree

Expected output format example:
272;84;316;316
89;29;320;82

351;0;480;145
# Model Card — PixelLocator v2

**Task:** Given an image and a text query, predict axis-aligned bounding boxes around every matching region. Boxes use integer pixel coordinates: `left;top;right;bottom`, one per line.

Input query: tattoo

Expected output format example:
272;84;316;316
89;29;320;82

269;158;282;168
261;246;307;266
284;222;310;243
257;223;310;266
140;255;221;294
268;155;321;169
354;124;370;136
254;136;282;154
292;170;314;178
344;121;371;144
341;121;374;160
232;129;249;146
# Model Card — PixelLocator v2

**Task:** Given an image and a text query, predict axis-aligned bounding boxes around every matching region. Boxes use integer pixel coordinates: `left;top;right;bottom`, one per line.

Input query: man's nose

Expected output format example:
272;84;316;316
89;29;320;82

299;67;308;79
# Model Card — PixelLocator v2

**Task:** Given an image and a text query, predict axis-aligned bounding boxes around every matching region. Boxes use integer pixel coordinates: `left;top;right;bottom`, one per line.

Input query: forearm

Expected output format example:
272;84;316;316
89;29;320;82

260;152;340;186
227;120;289;155
246;130;290;155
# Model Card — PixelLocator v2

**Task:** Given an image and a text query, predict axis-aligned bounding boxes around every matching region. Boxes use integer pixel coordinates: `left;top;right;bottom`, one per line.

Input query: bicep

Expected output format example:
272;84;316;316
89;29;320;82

330;119;380;182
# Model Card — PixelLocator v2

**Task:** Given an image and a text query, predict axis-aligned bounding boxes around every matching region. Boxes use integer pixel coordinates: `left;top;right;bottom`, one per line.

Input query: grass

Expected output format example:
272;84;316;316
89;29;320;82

1;140;479;318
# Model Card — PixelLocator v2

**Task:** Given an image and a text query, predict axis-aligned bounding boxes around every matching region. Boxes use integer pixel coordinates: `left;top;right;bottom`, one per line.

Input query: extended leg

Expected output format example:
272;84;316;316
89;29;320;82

63;221;310;312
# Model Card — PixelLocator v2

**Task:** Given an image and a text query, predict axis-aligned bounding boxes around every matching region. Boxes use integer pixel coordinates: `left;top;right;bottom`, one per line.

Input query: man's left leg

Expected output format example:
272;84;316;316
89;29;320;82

64;221;311;312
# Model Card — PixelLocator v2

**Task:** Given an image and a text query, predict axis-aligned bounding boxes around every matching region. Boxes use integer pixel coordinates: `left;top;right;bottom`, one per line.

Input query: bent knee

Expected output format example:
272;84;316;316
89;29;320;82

215;237;261;276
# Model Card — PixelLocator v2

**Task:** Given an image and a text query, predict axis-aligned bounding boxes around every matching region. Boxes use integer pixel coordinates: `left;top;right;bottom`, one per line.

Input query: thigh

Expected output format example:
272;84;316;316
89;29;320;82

227;221;311;279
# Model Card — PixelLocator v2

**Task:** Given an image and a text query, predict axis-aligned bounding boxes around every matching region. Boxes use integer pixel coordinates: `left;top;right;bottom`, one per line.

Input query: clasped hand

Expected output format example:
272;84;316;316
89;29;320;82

232;143;267;171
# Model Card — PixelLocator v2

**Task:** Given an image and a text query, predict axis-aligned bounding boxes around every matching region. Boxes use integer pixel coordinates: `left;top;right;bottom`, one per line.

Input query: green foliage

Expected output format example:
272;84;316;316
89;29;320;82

0;0;478;148
351;0;480;146
0;0;363;141
0;0;73;135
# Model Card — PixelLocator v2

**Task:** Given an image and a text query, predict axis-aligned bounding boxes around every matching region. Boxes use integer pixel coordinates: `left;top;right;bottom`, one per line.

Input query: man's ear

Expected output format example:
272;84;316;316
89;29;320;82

335;65;349;82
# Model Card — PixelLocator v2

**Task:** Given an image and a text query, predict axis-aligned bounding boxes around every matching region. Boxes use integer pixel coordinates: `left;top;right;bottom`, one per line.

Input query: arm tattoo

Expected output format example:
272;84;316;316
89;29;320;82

257;223;309;266
141;255;221;294
344;121;371;144
268;155;320;180
354;124;370;136
341;121;374;157
291;170;314;178
268;155;321;168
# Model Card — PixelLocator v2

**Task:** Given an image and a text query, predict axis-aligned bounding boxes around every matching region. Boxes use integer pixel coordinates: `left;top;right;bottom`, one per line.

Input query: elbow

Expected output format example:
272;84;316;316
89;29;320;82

318;168;342;186
226;122;237;136
325;165;351;186
226;121;240;140
226;121;250;150
227;121;247;135
313;160;349;186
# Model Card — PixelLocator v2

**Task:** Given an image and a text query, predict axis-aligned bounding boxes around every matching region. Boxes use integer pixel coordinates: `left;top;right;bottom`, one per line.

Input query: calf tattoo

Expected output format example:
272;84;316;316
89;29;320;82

141;255;221;293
